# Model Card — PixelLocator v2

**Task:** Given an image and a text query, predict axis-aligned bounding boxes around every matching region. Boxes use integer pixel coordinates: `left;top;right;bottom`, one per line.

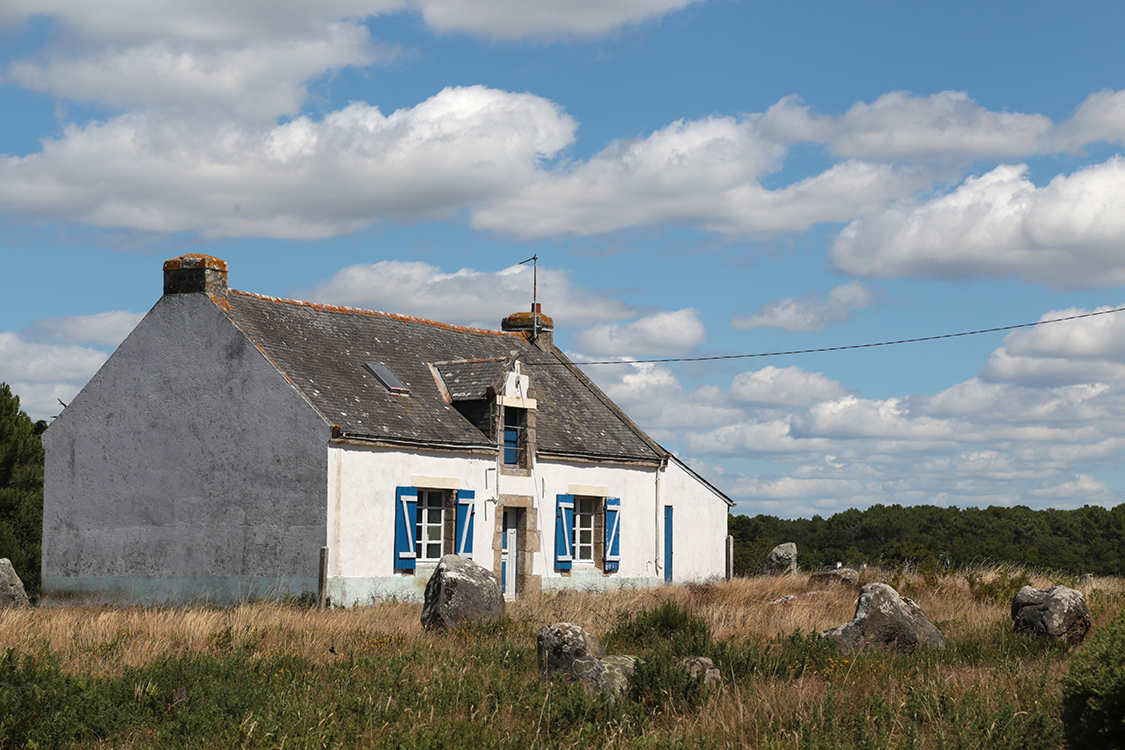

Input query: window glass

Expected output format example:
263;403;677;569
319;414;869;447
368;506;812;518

574;496;595;562
416;490;445;561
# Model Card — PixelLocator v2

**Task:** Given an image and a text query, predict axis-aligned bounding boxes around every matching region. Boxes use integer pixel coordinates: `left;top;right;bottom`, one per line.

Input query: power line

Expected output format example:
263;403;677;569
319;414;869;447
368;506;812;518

571;304;1125;366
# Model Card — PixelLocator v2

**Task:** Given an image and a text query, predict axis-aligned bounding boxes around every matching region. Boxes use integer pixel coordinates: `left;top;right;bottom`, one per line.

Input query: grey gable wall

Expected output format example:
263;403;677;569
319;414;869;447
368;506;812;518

42;293;332;604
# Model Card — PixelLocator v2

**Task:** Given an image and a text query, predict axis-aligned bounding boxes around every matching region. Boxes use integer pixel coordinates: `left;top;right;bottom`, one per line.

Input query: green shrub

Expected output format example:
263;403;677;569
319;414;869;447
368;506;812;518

965;567;1032;605
604;601;711;656
1061;608;1125;749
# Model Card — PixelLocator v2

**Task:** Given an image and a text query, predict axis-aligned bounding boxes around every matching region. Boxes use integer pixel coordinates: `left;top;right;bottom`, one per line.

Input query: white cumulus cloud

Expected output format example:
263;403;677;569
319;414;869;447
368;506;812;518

472;116;929;238
7;23;385;122
22;311;145;347
298;260;636;330
728;366;851;407
758;90;1055;161
573;309;706;357
0;86;576;239
731;282;879;331
830;158;1125;289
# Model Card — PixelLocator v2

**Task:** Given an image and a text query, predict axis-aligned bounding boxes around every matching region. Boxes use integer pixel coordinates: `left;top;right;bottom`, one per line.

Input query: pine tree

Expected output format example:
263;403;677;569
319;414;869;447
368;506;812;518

0;383;45;595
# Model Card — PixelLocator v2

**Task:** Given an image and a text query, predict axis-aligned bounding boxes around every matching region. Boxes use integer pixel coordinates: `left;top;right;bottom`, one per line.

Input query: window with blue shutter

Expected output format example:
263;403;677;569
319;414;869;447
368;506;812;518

604;497;620;572
394;486;418;571
455;490;475;557
503;409;521;465
554;494;574;570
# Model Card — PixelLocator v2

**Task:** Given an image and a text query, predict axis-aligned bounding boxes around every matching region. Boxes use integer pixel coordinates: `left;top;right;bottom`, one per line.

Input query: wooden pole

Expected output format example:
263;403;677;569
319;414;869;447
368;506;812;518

318;546;329;610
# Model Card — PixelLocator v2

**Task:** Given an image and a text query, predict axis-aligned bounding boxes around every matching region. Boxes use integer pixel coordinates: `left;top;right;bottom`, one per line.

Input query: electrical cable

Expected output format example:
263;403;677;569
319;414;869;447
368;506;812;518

569;304;1125;366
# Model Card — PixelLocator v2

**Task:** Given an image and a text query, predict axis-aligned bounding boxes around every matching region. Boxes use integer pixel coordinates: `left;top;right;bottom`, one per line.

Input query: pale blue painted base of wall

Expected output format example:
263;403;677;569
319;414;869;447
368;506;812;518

327;569;666;607
541;570;663;594
42;576;318;606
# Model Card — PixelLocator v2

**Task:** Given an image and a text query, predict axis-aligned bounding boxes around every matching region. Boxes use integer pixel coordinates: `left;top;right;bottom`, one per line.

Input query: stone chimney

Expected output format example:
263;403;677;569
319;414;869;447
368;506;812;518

502;303;553;347
163;254;228;297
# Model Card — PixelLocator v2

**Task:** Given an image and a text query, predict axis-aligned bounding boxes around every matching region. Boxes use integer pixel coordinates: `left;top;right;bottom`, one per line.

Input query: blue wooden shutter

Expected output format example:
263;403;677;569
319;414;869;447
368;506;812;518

394;486;418;571
455;490;475;557
554;494;574;570
604;497;620;572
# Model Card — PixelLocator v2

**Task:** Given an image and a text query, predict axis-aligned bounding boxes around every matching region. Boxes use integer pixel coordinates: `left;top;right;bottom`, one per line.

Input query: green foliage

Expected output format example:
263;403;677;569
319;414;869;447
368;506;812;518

627;656;706;716
604;600;711;657
0;384;44;595
730;502;1125;576
1061;608;1125;748
965;567;1033;605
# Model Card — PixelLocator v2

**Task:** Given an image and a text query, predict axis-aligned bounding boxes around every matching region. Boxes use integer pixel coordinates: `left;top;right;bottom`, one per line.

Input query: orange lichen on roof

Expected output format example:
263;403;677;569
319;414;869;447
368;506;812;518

163;254;229;272
431;357;509;366
226;289;524;338
502;310;554;329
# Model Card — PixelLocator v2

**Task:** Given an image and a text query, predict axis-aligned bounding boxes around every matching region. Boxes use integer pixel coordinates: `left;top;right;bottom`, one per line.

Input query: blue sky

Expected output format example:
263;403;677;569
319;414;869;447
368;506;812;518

3;0;1125;517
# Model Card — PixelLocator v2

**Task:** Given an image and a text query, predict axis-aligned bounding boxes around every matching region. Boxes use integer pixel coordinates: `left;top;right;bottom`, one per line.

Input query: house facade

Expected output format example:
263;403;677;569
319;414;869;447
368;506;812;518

42;255;732;605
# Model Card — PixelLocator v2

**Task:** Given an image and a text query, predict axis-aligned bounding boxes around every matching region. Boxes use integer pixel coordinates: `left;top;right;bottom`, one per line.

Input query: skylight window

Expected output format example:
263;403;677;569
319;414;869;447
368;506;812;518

365;363;409;395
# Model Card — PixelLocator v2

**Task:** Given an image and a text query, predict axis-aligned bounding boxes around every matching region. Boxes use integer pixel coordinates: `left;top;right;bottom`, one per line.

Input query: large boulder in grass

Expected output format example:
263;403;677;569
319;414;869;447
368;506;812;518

0;559;29;609
420;555;504;631
1012;586;1091;644
765;543;798;575
819;583;946;655
537;622;607;677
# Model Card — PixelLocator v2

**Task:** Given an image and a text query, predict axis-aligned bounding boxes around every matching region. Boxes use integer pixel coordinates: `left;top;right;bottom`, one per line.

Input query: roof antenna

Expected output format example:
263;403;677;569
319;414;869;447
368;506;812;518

519;254;538;341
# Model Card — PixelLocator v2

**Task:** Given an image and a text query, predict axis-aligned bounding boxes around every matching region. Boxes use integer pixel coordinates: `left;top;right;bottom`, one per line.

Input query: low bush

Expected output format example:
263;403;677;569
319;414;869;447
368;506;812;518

603;600;711;656
965;567;1033;604
1061;608;1125;748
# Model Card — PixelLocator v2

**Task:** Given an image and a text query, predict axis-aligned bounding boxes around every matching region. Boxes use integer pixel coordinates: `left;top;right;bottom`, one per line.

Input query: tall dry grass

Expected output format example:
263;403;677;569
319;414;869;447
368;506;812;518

1;566;1121;749
2;565;1119;676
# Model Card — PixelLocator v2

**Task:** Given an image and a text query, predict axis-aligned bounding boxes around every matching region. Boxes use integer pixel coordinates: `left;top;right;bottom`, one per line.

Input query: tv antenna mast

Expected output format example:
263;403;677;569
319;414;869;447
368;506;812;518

519;254;538;340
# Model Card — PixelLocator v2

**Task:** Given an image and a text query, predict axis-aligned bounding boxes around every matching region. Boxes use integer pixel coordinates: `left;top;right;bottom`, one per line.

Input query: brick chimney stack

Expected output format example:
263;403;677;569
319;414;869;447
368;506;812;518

163;254;228;297
501;303;553;348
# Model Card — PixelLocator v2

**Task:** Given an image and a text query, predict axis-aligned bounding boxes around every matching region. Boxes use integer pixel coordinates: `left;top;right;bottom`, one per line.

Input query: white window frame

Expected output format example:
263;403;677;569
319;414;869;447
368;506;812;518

573;496;597;564
415;489;446;562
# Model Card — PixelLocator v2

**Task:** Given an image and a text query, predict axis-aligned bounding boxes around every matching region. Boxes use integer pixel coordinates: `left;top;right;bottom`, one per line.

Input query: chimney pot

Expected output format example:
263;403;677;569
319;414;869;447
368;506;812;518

163;254;228;297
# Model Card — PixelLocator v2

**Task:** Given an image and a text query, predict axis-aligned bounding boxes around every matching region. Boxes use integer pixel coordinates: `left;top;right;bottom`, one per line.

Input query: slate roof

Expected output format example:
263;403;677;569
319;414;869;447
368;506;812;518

433;359;507;401
219;290;665;463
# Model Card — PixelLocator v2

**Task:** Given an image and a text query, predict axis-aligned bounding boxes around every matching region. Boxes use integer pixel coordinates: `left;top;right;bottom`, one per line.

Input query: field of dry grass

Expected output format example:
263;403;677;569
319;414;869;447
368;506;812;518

1;567;1122;749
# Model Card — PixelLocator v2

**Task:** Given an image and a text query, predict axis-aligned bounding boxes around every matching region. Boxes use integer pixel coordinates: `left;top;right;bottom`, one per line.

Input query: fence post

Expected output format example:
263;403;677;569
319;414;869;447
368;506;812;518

725;535;734;580
318;546;329;610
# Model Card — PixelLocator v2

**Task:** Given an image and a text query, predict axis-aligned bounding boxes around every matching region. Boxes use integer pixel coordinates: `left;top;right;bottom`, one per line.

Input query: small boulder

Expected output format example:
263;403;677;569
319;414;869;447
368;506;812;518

420;555;504;632
0;559;29;609
574;654;637;701
770;595;797;605
1011;585;1091;644
809;568;859;586
537;622;607;677
678;656;722;686
765;543;798;575
819;582;946;655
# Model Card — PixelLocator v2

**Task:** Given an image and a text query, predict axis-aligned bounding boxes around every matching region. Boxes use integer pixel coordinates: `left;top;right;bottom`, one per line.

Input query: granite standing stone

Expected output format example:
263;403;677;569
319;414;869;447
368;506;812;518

765;543;798;575
0;559;30;609
819;582;946;655
537;622;607;677
420;555;505;631
1011;585;1091;644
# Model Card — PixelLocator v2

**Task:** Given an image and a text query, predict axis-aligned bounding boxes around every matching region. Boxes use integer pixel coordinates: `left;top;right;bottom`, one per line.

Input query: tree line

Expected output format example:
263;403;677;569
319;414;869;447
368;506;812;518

0;383;45;594
730;502;1125;576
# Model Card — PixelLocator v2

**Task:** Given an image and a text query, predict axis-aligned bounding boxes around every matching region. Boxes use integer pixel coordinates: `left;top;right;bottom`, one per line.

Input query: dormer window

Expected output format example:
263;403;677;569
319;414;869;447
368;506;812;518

365;363;409;395
503;407;527;467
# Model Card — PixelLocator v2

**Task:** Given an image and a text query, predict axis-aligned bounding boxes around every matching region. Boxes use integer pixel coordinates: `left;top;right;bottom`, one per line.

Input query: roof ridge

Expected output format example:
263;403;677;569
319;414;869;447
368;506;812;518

227;289;524;338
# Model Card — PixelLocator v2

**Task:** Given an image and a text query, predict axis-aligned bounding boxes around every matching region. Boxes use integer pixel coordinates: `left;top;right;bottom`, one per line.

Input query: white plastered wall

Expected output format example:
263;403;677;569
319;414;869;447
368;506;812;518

326;442;496;605
325;444;731;605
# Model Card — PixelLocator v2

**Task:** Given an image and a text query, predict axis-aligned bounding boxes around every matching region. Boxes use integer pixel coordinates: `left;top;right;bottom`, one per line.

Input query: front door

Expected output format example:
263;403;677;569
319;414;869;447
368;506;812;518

502;508;519;599
664;506;674;583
